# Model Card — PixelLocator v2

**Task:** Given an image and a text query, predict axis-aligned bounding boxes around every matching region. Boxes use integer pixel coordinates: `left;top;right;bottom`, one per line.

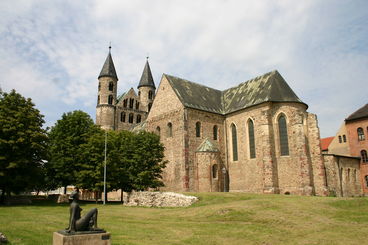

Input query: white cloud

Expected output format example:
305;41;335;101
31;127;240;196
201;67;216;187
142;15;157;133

0;0;367;137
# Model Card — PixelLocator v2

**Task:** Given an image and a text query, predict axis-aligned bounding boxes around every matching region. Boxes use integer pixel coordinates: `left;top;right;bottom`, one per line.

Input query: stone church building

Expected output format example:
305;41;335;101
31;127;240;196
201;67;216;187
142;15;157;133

96;50;361;196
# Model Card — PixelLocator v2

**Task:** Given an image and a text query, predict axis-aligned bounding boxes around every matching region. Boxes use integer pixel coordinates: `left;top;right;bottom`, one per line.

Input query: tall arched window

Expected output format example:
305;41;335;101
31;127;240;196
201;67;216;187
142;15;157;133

365;175;368;187
128;113;134;123
129;98;134;109
278;114;289;156
108;82;114;91
136;102;140;110
212;164;218;178
167;122;173;137
196;122;201;137
123;99;127;108
338;135;342;143
108;95;113;105
120;112;125;122
361;150;368;163
231;123;238;161
358;127;365;141
136;114;141;123
248;119;256;159
156;126;161;136
148;90;153;100
98;82;101;91
213;125;218;140
343;135;347;142
97;95;100;104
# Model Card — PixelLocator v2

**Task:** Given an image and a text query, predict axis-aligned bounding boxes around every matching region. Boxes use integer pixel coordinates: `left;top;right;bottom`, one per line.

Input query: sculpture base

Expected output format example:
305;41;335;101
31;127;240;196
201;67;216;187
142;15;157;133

53;231;111;245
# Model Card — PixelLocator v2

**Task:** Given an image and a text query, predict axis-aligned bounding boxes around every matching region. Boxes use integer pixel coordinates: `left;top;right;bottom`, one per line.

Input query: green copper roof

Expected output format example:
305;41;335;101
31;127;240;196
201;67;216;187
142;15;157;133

98;52;118;80
138;60;156;89
196;138;220;152
164;70;306;115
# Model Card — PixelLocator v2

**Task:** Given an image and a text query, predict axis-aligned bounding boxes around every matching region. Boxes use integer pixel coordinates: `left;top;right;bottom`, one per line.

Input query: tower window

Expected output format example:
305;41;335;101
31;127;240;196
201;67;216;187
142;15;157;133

123;99;127;108
361;150;368;163
343;135;346;142
136;114;141;123
98;82;101;91
358;127;365;141
109;82;114;91
138;91;141;97
365;176;368;187
156;126;161;136
148;103;152;112
120;112;126;122
128;113;134;123
148;90;153;100
136;102;140;110
196;122;201;137
167;122;173;137
248;119;256;159
129;98;134;109
213;125;218;140
212;164;218;179
97;95;100;104
338;135;342;143
278;114;289;156
108;95;113;105
231;123;238;161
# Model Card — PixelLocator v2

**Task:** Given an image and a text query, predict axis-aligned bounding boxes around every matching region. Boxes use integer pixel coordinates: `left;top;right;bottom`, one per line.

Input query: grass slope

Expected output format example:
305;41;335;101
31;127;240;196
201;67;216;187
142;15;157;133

0;193;367;245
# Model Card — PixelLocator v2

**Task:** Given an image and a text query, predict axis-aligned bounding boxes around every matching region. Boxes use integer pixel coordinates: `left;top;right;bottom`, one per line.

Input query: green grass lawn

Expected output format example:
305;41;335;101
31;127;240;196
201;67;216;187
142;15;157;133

1;193;368;245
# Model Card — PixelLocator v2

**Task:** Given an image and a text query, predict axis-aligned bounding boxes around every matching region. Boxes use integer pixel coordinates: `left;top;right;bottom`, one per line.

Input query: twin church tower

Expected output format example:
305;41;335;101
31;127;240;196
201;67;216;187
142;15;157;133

96;48;156;131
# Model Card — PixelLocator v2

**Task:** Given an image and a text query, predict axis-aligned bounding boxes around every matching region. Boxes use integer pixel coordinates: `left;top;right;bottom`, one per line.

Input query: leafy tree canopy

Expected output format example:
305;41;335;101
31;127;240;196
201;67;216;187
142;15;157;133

0;89;48;200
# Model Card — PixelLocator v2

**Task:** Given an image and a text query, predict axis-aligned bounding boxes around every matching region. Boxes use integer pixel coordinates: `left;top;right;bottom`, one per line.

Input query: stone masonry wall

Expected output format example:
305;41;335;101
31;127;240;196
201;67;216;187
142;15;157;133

323;154;362;197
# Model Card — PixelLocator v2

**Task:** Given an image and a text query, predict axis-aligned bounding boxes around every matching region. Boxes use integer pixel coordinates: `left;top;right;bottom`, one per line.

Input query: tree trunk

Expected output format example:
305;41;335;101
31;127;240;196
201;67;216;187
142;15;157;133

95;191;98;204
0;189;5;204
120;189;124;204
64;186;67;194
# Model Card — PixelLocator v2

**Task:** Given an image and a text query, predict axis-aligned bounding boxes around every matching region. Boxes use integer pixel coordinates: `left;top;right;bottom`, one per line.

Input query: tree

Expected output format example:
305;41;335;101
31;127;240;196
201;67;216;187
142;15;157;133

0;89;48;202
47;110;96;193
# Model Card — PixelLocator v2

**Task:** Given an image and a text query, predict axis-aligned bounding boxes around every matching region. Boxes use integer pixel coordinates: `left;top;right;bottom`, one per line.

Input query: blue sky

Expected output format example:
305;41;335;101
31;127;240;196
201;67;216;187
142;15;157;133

0;0;367;137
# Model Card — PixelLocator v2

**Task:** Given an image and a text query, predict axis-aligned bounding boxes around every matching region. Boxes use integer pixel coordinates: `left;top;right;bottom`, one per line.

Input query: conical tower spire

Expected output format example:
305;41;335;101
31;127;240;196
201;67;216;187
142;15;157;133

98;47;118;80
138;58;155;89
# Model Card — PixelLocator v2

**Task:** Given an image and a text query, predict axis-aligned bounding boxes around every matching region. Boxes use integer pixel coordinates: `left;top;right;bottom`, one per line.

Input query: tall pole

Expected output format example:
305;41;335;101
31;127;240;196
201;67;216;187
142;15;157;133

103;130;107;205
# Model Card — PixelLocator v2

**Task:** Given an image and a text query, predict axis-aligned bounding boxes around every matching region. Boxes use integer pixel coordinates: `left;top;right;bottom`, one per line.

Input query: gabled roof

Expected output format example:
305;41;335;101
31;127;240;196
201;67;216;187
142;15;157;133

345;104;368;122
138;60;155;89
320;136;334;151
196;138;220;152
164;74;223;114
163;70;306;115
98;52;118;80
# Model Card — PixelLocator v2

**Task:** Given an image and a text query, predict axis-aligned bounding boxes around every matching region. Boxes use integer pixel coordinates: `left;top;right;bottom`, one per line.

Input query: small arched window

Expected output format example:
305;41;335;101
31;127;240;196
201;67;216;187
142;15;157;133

120;112;126;122
213;125;218;140
148;90;153;100
108;82;114;91
136;102;140;110
97;95;100;104
167;122;173;137
248;119;256;159
196;122;201;137
108;95;113;105
278;114;289;156
136;115;141;123
148;103;152;112
123;99;127;108
212;164;218;178
231;123;238;161
338;135;342;143
156;126;161;136
128;113;134;123
358;127;365;141
365;175;368;187
138;91;141;97
129;98;134;109
361;150;368;163
343;135;347;142
98;82;101;91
